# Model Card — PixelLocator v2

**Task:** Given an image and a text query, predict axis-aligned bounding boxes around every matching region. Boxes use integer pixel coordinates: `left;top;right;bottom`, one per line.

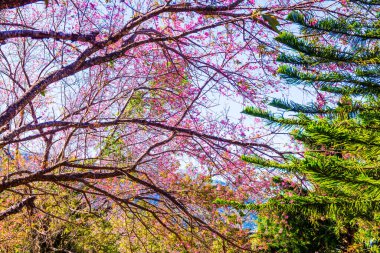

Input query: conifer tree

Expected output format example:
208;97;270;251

235;1;380;251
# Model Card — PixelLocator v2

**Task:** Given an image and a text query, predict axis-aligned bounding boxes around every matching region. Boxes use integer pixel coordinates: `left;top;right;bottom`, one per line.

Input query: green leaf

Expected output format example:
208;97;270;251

262;14;280;32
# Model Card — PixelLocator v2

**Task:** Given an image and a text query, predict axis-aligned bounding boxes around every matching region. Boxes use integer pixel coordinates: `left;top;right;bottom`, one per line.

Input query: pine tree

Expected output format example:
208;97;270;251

239;2;380;251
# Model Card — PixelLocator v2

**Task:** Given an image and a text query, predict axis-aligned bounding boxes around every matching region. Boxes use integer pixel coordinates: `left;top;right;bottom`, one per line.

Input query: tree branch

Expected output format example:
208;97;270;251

0;0;41;10
0;196;35;221
1;119;283;156
0;30;98;43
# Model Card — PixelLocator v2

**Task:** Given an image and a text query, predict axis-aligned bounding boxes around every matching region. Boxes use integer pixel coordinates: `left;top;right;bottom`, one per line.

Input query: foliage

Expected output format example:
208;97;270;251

0;0;353;251
0;187;120;252
234;1;380;252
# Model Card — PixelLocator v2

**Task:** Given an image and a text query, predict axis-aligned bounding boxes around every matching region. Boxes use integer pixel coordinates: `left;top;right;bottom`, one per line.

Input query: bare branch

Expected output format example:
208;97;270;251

0;196;35;221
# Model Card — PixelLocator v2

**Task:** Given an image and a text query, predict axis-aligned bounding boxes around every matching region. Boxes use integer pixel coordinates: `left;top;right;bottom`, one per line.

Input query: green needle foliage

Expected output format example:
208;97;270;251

235;2;380;252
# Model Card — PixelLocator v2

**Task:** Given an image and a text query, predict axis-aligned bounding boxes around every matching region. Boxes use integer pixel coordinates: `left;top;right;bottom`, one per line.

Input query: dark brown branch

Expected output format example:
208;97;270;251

1;119;283;156
0;159;137;194
0;30;98;43
0;0;41;10
0;196;35;221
